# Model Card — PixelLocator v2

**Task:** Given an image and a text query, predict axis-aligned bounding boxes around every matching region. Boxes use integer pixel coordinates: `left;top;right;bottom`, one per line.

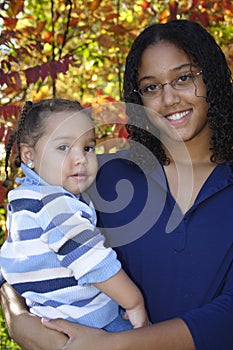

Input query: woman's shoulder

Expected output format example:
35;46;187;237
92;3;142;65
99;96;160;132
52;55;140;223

97;150;142;174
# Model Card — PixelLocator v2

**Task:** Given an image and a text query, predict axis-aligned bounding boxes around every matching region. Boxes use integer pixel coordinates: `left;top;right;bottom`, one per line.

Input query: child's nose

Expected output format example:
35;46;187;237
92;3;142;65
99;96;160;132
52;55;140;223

73;149;86;164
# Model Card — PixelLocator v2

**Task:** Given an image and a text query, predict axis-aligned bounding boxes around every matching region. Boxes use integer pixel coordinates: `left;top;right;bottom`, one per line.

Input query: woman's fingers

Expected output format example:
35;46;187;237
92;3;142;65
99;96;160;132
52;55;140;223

41;318;75;336
41;318;109;350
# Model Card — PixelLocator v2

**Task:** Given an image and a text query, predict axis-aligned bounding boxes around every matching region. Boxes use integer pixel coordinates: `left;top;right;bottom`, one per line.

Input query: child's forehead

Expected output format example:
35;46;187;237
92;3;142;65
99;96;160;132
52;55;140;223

45;110;95;138
47;110;93;125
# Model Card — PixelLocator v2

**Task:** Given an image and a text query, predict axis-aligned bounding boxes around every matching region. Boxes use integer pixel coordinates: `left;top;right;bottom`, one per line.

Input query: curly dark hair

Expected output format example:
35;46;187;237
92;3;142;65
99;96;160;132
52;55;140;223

124;19;233;168
4;98;85;184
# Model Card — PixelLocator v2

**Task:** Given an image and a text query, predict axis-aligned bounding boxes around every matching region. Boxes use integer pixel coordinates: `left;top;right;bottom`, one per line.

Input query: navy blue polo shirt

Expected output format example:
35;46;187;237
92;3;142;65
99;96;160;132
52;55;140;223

88;151;233;350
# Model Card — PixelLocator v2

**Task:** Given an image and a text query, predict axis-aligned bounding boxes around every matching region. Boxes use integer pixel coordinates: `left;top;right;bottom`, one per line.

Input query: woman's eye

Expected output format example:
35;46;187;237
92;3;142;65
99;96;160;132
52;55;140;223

177;73;193;83
84;146;95;153
144;83;160;92
57;145;69;152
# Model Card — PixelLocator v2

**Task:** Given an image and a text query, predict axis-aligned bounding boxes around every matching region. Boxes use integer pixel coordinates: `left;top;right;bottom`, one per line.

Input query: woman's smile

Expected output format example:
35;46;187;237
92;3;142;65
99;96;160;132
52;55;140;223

165;109;192;124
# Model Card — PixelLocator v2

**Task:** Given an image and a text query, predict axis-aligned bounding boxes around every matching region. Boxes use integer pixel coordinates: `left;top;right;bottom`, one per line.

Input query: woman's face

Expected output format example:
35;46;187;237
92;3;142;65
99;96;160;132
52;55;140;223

137;41;210;144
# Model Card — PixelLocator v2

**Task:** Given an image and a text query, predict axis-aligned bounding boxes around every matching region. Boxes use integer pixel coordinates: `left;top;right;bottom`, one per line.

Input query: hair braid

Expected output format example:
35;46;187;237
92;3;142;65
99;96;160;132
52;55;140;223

3;101;33;187
15;101;33;167
3;132;17;187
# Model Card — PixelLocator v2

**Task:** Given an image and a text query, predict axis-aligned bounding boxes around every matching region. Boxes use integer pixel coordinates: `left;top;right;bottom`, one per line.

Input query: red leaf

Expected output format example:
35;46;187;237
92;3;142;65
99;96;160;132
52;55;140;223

104;96;116;102
189;12;197;22
142;1;150;11
0;70;7;86
49;62;57;80
12;0;24;16
34;21;47;35
223;0;233;11
40;62;50;81
3;18;18;30
118;126;129;139
11;72;22;90
98;34;114;49
44;31;53;43
104;14;119;22
56;60;69;74
191;0;199;7
69;19;79;26
0;183;7;203
25;66;41;85
1;105;21;120
0;125;5;141
57;34;64;45
108;24;127;35
169;2;178;18
198;12;209;27
101;6;113;12
96;88;103;97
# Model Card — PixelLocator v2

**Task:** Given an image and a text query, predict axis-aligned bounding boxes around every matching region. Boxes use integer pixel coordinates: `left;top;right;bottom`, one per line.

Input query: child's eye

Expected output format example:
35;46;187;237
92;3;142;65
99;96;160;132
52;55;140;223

84;146;95;153
57;145;70;152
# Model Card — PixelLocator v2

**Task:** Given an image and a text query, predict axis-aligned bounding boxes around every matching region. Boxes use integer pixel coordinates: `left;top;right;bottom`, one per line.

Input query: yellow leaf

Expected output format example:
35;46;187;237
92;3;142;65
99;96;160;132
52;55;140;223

87;0;102;11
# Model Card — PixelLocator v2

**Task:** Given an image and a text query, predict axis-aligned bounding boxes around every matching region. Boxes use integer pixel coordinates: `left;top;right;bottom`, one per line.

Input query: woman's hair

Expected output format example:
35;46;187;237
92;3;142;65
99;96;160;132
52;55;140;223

4;98;85;182
124;19;233;168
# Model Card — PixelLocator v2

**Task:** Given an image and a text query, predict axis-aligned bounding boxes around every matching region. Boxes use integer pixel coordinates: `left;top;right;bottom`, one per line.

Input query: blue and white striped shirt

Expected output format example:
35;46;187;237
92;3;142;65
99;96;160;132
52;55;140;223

0;163;121;327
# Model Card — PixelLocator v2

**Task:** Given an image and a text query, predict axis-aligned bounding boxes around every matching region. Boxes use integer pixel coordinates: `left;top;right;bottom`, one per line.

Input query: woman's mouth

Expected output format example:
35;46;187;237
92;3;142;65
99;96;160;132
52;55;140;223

166;110;191;123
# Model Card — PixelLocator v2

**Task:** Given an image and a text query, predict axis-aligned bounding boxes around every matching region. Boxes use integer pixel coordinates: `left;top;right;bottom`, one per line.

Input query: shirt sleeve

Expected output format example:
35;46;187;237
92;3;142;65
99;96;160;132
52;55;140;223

39;191;121;285
180;248;233;350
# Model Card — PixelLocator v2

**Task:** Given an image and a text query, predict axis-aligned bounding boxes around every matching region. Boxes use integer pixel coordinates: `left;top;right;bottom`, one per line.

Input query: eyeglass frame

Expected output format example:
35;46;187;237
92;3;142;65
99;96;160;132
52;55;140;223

133;70;203;98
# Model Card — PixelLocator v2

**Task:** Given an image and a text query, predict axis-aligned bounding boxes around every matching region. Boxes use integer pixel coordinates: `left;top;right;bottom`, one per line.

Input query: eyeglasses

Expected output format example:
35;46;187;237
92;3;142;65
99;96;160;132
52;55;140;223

133;71;203;98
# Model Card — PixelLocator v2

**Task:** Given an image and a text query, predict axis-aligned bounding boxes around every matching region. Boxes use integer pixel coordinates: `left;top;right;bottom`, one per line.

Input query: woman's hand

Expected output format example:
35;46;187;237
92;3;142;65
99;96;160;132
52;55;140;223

42;316;195;350
42;318;110;350
0;282;68;350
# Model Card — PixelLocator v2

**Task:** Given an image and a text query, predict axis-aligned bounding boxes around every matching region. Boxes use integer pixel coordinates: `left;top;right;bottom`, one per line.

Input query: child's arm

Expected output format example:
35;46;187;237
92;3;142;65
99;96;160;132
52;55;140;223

93;268;149;328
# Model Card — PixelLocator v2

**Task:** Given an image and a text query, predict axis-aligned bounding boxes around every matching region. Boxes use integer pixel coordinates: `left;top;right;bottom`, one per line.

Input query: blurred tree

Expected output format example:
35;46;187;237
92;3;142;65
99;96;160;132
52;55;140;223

0;0;232;188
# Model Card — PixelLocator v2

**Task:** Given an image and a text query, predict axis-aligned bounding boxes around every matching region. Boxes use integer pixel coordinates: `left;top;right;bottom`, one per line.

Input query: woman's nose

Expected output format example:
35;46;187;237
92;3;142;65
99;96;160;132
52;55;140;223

162;84;181;107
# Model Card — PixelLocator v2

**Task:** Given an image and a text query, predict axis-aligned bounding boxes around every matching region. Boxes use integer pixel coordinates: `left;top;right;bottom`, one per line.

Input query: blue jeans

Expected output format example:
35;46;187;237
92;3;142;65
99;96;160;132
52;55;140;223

104;310;133;332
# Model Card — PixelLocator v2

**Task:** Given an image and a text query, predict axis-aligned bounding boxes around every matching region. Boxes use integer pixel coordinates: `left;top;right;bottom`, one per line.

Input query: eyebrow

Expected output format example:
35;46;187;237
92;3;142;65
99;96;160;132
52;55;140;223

52;136;96;143
138;63;193;84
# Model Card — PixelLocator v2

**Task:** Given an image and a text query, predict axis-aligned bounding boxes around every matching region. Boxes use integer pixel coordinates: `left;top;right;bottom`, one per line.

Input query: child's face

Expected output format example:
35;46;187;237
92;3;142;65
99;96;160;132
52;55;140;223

31;111;98;194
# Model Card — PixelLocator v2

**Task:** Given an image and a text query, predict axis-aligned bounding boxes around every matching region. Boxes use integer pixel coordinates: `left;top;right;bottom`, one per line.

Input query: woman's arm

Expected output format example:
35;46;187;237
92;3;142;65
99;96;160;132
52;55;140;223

42;317;195;350
1;280;194;350
0;282;68;350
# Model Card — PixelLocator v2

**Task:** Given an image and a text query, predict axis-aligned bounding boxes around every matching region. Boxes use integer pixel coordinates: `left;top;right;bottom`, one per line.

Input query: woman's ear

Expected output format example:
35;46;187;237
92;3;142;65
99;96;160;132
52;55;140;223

20;143;34;168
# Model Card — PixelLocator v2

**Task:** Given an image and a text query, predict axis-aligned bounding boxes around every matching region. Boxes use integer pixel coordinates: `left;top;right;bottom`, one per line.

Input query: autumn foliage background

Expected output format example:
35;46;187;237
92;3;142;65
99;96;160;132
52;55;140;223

0;0;233;348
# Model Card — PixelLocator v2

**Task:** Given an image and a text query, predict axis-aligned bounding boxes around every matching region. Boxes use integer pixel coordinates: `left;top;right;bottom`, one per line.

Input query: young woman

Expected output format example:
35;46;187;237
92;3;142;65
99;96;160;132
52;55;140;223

1;19;233;350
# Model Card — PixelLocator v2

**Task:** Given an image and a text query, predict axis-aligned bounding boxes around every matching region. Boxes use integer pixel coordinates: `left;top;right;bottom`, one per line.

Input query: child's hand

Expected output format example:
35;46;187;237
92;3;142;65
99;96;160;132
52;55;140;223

123;303;150;328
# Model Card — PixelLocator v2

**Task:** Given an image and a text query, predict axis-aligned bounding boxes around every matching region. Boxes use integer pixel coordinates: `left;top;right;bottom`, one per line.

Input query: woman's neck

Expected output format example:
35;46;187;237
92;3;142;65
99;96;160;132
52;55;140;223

161;131;216;213
162;130;213;166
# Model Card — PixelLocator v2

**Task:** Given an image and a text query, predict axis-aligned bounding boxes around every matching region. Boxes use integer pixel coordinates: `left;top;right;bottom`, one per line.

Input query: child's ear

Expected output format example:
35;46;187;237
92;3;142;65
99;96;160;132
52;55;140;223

20;143;34;166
